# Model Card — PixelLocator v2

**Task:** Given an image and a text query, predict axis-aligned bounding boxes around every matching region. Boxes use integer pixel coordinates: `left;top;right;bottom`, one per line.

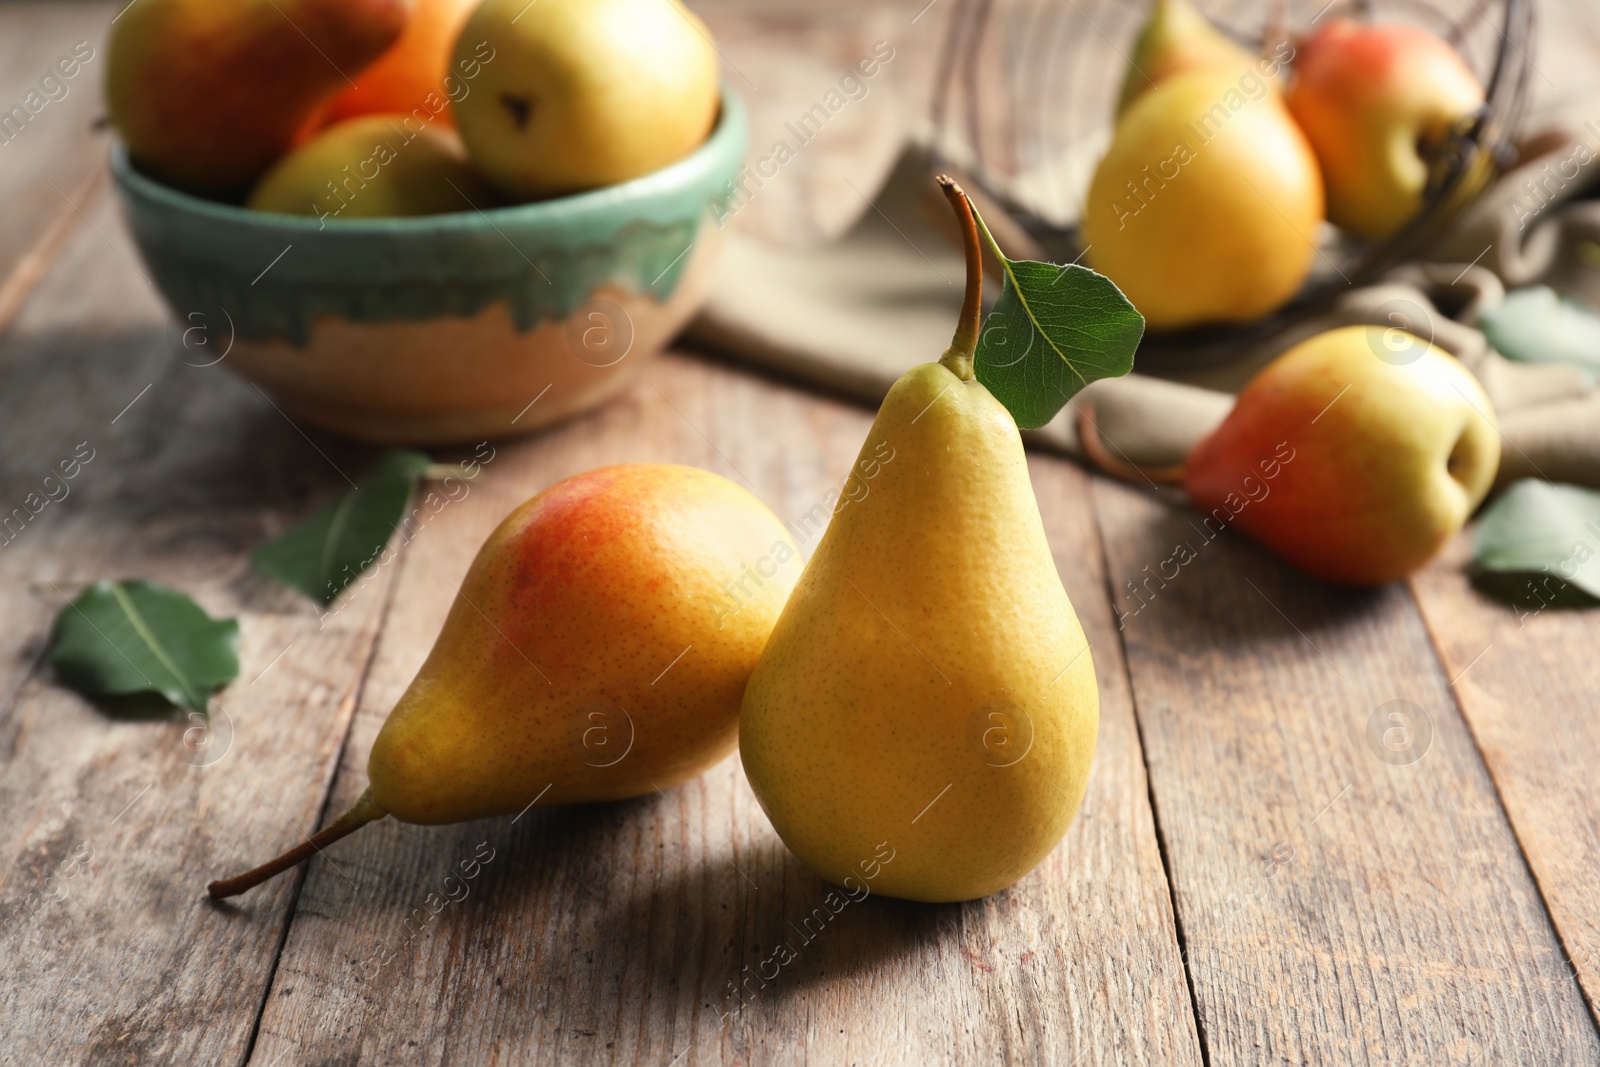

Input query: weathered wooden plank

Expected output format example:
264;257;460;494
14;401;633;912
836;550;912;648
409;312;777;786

695;0;938;246
245;356;1201;1066
1410;533;1600;1031
1092;475;1600;1065
0;197;407;1064
0;2;116;336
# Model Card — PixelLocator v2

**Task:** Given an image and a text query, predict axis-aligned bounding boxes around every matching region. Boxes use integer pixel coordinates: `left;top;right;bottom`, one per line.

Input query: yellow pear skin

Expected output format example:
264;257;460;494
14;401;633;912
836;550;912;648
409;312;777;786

739;360;1099;903
247;117;499;221
1084;68;1324;331
451;0;720;197
1116;0;1259;116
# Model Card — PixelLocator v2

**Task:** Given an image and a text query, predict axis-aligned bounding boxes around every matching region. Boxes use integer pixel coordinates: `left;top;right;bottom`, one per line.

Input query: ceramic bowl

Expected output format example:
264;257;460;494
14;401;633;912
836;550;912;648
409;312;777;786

112;88;746;444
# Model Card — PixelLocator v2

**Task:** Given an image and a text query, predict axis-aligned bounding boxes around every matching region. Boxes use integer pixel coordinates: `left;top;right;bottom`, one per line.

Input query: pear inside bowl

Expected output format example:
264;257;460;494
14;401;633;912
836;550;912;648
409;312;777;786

112;88;747;444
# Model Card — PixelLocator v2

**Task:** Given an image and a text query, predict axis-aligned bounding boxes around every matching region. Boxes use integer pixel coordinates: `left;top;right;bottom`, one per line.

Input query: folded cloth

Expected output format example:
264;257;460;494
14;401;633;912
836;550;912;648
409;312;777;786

688;131;1600;491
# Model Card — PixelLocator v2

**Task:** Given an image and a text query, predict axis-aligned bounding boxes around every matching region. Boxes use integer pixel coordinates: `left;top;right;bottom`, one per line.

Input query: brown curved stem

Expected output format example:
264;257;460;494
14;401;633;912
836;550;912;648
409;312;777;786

208;787;388;900
935;175;982;382
1076;403;1187;487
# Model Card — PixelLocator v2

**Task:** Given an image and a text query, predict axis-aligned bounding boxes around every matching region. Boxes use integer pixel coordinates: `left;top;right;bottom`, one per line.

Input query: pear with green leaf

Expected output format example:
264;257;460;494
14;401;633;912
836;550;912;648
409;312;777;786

739;178;1141;902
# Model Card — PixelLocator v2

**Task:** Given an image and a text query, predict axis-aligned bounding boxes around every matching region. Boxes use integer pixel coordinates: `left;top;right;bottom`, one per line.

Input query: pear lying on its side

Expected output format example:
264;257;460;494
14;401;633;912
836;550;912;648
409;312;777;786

211;464;801;897
1185;325;1500;584
739;181;1099;904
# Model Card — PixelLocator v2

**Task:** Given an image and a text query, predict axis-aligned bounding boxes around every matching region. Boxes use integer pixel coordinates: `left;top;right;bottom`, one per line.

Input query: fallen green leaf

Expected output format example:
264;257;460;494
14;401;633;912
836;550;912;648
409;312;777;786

1471;479;1600;608
48;580;239;714
252;448;432;606
1477;286;1600;374
971;214;1144;430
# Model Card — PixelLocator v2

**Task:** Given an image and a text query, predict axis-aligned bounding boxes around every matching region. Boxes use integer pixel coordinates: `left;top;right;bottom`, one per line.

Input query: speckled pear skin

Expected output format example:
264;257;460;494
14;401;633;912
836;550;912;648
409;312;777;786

368;464;802;824
739;363;1099;903
1184;325;1501;585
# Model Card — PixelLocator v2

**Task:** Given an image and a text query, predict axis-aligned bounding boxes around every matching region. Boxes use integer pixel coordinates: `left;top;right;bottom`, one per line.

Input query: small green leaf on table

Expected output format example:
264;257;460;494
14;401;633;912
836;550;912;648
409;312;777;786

971;213;1144;431
1477;286;1600;374
48;580;240;715
1471;478;1600;607
252;448;432;606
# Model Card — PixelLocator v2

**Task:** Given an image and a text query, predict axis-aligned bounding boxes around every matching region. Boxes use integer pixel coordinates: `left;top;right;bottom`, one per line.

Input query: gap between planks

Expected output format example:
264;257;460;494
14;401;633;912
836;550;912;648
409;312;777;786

1407;567;1600;1036
1083;470;1214;1067
0;166;105;348
237;543;420;1067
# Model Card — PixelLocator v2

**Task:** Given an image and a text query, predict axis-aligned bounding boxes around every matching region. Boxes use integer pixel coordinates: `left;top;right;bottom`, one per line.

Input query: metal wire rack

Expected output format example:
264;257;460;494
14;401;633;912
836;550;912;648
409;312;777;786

929;0;1536;368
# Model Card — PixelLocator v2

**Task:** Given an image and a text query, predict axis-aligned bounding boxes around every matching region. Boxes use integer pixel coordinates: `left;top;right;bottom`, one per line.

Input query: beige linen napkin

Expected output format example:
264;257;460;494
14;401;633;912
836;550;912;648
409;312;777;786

689;134;1600;490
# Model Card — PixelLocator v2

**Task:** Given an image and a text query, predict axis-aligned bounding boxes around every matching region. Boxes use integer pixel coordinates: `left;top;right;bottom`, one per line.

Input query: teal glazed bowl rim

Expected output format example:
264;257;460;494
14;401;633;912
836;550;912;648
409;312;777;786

111;85;747;344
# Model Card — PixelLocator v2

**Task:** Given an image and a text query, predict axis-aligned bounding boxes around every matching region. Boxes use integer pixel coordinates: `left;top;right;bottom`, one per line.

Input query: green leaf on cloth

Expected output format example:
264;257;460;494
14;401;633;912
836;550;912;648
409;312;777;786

252;448;431;606
970;212;1144;430
1471;478;1600;607
48;580;240;714
1478;286;1600;374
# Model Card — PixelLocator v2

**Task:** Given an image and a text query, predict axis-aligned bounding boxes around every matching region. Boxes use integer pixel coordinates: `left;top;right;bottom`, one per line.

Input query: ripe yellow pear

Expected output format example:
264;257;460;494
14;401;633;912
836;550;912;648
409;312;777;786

210;464;801;898
451;0;720;198
1084;67;1324;331
247;116;499;222
739;182;1098;903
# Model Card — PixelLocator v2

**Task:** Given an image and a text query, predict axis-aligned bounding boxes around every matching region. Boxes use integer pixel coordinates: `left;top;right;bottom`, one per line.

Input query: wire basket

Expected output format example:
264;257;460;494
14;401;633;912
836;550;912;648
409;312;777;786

929;0;1536;370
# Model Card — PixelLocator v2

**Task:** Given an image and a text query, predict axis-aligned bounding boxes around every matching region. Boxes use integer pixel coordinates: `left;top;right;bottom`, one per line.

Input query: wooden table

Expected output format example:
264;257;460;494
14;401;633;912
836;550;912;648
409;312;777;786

3;2;1599;1064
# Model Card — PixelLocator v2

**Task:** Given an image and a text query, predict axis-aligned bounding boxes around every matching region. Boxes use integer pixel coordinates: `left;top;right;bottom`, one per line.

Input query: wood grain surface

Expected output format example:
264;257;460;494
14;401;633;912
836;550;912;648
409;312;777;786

1092;476;1600;1065
245;366;1203;1067
0;1;115;337
0;196;406;1063
698;0;933;247
1412;536;1600;1028
1;0;1599;1064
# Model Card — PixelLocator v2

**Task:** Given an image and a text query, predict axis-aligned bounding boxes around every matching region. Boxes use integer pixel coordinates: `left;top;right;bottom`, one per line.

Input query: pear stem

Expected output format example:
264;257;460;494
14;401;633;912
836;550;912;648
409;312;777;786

1076;403;1188;487
936;175;982;382
207;787;389;900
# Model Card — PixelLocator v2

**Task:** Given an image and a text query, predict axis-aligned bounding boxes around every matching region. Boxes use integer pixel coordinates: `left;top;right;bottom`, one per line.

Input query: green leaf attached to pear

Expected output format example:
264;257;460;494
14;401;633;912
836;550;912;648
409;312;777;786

969;206;1144;430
